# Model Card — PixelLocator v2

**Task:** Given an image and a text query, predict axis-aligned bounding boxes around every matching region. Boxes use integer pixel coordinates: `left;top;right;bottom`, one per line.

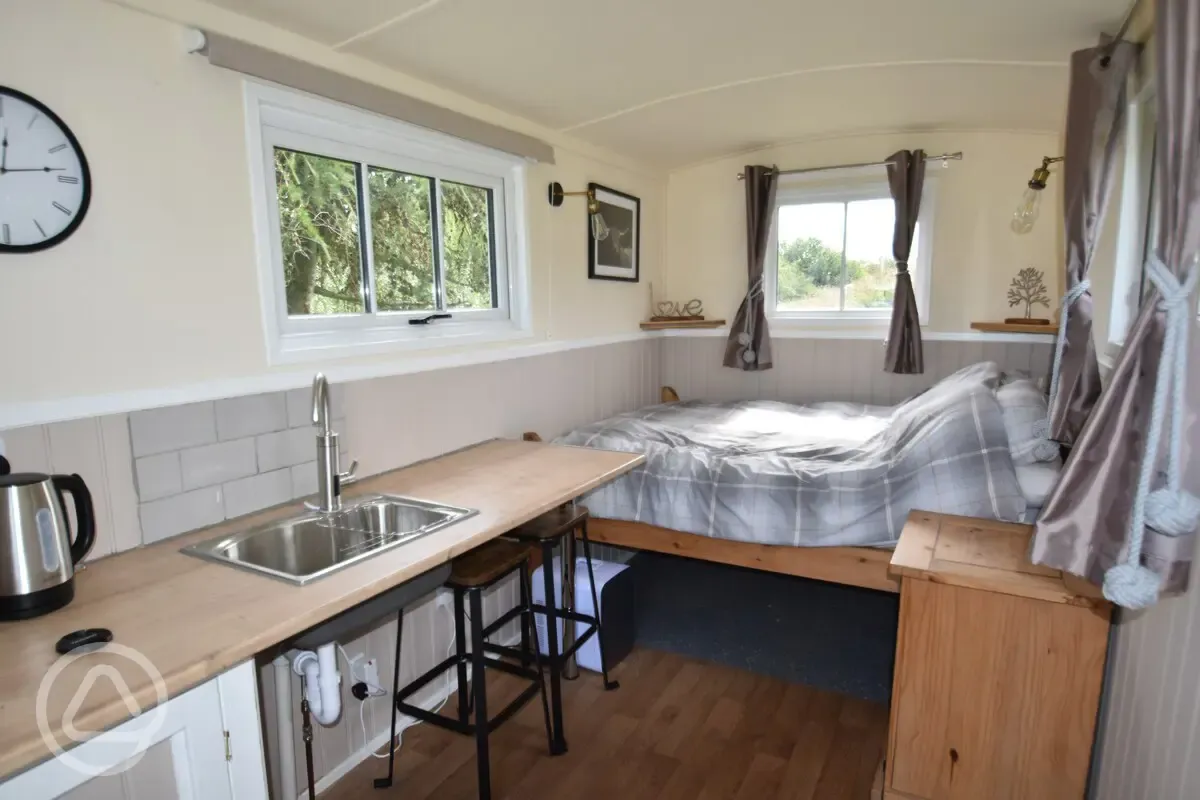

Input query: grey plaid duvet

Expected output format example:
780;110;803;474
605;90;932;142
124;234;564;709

556;362;1025;548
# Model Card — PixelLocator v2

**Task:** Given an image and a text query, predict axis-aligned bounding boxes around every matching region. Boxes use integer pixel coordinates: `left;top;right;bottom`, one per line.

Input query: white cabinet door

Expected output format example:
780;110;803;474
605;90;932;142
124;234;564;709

216;663;269;800
0;661;267;800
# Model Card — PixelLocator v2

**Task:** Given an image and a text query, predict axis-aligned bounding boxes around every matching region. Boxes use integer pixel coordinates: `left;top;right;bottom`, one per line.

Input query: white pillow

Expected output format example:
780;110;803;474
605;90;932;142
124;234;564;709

1015;462;1062;507
995;379;1059;464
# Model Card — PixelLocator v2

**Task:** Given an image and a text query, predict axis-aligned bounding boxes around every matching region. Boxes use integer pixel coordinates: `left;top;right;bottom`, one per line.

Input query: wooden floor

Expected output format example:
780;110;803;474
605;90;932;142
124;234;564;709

323;648;888;800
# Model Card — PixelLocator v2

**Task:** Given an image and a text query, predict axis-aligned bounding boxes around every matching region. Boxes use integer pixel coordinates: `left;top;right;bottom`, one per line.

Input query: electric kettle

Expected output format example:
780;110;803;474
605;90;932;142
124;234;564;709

0;457;95;620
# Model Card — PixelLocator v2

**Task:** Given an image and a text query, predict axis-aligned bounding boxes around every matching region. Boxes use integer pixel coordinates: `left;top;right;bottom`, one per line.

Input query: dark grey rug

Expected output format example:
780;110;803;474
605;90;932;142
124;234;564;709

625;551;899;704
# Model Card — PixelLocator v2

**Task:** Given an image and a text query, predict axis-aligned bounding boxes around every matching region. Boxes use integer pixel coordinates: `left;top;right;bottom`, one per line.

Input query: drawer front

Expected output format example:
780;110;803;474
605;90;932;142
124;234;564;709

888;580;1108;800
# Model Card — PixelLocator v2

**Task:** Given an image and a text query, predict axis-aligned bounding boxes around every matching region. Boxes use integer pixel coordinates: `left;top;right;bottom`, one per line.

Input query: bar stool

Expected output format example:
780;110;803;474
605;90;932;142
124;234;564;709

505;504;619;755
377;539;554;800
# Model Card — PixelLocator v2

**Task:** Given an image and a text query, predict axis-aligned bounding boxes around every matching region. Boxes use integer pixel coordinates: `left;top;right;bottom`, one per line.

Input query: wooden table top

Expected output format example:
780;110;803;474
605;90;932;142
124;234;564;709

0;439;643;779
889;511;1110;610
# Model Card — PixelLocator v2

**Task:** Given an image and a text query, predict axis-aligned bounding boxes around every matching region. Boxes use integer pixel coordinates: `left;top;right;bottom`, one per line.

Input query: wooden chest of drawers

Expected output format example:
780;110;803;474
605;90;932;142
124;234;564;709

882;513;1111;800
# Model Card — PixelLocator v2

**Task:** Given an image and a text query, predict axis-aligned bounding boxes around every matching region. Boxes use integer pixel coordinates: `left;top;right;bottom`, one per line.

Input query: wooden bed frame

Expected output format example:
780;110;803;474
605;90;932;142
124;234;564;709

524;385;900;594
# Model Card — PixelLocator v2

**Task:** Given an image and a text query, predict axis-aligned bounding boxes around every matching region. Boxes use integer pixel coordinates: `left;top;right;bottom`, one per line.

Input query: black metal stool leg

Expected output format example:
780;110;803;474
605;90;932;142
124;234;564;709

374;608;404;789
454;588;470;724
580;519;620;691
518;561;532;664
541;539;568;754
468;587;492;800
521;561;556;754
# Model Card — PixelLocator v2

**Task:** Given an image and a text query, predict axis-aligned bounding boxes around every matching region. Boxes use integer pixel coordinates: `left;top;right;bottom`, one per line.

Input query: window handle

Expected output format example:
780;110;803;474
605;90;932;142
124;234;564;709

408;313;453;325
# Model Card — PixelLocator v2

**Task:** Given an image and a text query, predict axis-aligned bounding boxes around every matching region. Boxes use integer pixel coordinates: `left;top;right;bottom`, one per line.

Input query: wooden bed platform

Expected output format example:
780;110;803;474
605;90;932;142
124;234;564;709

525;385;900;594
586;518;898;593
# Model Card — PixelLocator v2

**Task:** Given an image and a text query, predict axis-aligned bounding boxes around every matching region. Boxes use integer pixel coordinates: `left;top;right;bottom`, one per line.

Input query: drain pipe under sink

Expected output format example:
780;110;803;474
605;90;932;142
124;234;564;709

293;643;342;726
272;655;298;800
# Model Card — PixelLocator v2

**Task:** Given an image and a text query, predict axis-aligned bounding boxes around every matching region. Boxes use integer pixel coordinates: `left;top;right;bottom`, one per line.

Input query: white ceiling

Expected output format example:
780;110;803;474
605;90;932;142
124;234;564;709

204;0;1129;168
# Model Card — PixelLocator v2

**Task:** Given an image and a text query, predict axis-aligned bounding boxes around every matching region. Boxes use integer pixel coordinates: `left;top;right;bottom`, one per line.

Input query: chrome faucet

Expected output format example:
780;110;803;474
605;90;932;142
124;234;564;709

311;373;357;513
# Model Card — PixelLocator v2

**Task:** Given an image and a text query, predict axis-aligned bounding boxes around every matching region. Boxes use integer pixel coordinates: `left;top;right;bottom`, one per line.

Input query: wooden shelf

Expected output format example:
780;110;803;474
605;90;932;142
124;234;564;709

639;318;726;330
970;321;1058;335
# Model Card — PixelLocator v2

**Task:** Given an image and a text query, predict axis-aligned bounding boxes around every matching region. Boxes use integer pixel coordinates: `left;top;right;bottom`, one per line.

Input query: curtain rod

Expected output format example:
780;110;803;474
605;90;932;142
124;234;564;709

736;152;962;180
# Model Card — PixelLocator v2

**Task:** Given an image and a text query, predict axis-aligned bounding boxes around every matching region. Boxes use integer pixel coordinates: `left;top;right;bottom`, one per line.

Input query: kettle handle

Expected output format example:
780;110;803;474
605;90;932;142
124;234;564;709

52;474;96;565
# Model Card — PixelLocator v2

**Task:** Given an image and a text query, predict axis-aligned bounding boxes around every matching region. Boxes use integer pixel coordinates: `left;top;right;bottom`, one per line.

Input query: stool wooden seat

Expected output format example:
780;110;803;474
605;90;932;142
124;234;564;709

447;539;530;588
509;505;589;541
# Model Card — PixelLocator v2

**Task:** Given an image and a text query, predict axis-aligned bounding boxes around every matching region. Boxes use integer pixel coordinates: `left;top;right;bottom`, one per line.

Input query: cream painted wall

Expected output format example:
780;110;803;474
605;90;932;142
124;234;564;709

664;131;1064;331
0;0;663;413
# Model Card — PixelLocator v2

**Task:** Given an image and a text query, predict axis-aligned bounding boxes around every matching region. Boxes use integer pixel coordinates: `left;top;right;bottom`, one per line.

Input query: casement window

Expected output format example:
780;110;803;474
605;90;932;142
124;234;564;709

765;169;935;324
245;83;530;364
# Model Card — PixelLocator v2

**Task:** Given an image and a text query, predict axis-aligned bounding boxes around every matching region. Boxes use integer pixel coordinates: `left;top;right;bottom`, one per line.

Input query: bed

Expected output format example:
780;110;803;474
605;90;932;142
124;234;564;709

529;361;1034;594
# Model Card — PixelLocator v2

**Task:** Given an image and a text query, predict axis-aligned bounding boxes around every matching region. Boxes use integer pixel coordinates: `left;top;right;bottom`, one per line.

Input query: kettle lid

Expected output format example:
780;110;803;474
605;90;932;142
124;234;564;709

0;473;52;488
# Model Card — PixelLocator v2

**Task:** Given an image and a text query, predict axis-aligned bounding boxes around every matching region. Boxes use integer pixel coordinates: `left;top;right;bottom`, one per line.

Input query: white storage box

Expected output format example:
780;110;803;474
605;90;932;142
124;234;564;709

531;557;630;673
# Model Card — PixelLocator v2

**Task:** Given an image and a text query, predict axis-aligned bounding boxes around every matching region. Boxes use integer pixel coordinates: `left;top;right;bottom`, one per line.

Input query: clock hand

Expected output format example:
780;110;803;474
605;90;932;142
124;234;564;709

1;128;7;172
0;166;66;173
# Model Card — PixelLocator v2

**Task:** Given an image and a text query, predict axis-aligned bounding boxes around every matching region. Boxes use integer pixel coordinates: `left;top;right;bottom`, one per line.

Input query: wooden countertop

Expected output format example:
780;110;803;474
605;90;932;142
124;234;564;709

0;439;643;779
889;511;1110;610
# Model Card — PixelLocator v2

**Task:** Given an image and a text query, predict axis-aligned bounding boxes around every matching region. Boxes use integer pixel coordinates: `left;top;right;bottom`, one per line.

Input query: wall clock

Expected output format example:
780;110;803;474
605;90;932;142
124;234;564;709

0;86;91;253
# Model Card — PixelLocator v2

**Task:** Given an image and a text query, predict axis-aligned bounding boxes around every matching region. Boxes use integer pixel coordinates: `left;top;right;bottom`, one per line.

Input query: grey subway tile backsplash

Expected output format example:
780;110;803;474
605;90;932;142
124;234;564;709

224;468;292;519
215;392;287;441
291;461;318;500
129;401;217;457
180;438;257;490
134;452;183;503
128;388;331;545
256;426;313;473
139;486;224;544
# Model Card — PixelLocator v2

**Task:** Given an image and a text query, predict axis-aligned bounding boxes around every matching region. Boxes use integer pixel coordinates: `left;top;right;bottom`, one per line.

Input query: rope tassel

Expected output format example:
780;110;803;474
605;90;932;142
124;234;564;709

1104;256;1200;609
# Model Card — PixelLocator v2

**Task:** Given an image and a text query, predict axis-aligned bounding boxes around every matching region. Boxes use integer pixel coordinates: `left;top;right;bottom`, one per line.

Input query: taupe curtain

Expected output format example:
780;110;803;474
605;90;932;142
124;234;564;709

724;165;778;371
1045;42;1138;446
883;150;926;374
1031;0;1200;609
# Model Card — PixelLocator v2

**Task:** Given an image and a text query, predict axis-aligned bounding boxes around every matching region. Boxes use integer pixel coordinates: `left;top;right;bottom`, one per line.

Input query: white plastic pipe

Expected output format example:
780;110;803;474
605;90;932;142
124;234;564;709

272;655;297;800
292;643;342;726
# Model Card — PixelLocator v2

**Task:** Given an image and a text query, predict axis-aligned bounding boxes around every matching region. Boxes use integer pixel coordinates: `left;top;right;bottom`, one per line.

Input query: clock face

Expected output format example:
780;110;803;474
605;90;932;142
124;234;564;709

0;87;91;253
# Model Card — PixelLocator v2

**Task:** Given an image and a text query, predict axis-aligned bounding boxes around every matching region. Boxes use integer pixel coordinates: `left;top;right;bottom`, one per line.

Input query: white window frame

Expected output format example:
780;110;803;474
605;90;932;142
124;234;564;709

1105;45;1158;369
764;166;936;327
244;81;532;365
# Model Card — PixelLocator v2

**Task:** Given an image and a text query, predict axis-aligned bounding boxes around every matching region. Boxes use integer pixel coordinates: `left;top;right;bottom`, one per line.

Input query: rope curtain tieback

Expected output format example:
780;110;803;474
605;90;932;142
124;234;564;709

1030;278;1092;456
736;276;765;365
1104;256;1200;609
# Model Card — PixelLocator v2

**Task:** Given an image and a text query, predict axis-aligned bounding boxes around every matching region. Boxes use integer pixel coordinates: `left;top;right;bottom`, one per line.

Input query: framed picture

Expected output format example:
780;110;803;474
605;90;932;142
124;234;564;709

588;183;640;282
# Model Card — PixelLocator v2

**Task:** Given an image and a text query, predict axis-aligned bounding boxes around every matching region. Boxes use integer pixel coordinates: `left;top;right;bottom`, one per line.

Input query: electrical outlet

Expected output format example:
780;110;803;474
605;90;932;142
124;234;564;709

363;658;380;690
435;589;454;611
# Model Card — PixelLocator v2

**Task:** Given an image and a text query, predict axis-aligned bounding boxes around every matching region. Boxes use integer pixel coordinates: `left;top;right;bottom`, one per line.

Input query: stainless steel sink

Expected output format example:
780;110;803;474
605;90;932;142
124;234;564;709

182;494;477;585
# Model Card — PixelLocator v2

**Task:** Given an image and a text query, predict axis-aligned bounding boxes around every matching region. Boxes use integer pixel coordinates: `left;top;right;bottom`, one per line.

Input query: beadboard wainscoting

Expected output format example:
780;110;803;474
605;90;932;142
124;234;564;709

661;336;1054;404
1091;582;1200;799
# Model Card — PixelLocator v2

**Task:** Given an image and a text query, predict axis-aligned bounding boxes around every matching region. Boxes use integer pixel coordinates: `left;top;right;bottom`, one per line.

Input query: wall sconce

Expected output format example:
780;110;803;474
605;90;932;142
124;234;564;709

1011;156;1064;234
548;181;610;241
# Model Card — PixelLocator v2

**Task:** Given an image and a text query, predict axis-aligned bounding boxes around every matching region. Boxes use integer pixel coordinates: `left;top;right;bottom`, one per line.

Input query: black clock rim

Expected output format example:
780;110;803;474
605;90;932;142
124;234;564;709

0;85;92;254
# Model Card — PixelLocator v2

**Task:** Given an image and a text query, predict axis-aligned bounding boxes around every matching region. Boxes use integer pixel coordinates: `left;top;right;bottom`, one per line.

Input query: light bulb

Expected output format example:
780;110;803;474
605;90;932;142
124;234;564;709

1011;185;1042;234
591;210;610;242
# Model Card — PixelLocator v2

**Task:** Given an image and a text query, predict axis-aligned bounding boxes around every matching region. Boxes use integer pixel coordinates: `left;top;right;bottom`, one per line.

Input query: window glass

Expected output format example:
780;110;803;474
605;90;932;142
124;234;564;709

274;148;364;316
777;202;845;311
844;198;904;310
368;167;436;312
441;181;496;310
775;196;918;314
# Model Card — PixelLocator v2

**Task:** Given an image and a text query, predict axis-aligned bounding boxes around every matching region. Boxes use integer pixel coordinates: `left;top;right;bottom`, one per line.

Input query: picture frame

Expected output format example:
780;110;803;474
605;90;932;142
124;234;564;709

587;183;640;282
